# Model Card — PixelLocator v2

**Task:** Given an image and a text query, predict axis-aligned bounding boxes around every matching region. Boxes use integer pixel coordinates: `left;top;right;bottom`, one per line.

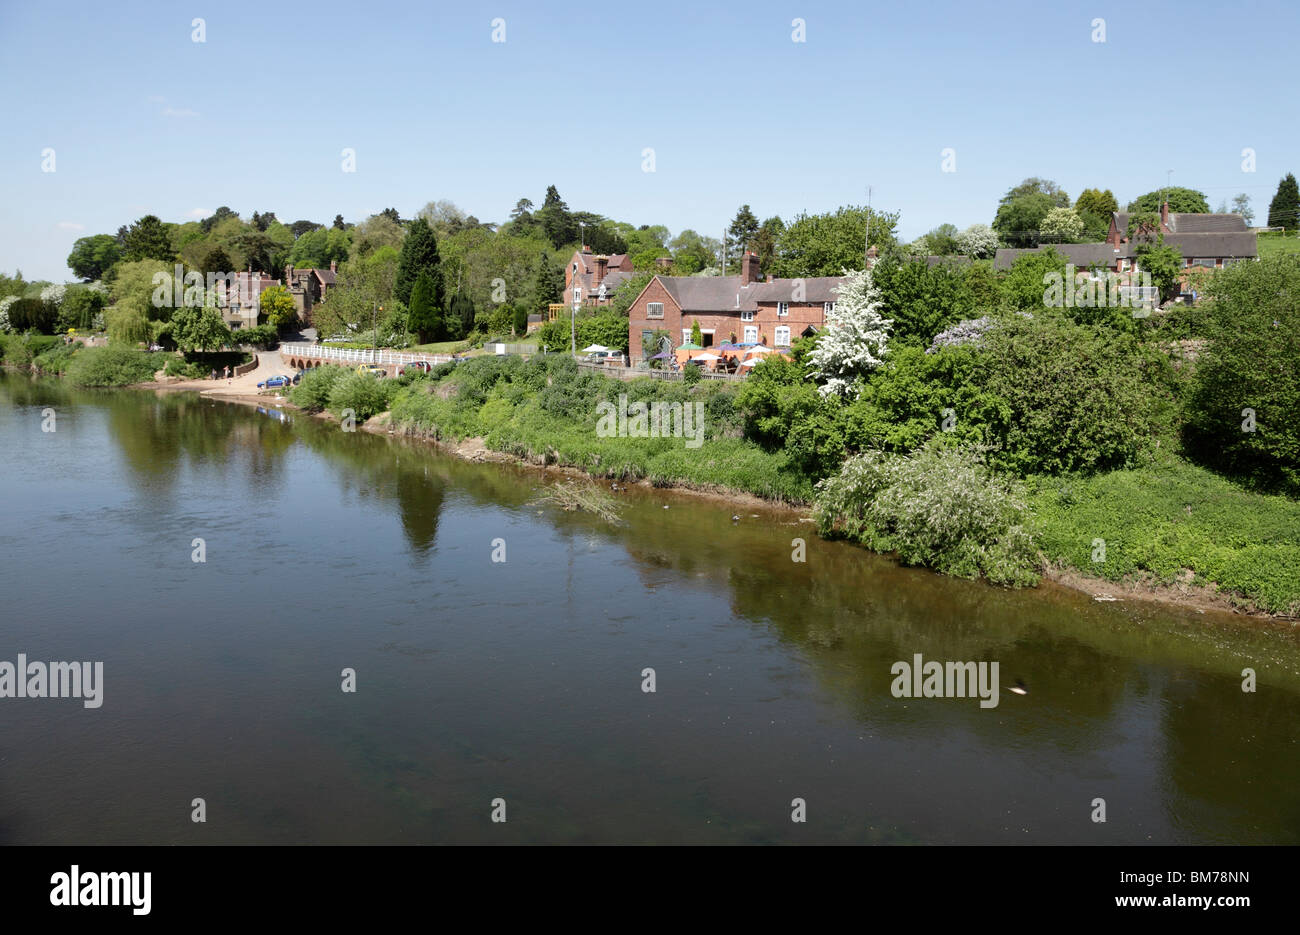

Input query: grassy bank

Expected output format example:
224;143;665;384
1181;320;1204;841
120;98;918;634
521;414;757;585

1030;458;1300;614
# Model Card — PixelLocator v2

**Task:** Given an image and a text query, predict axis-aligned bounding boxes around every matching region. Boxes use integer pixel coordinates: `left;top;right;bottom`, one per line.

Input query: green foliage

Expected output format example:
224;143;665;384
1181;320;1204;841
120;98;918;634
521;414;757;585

1127;187;1210;214
735;356;847;479
814;440;1040;587
122;215;175;262
58;286;106;331
66;345;157;386
327;371;399;421
976;314;1180;475
690;320;703;345
394;217;443;307
67;234;122;281
871;257;975;347
1000;248;1067;310
290;364;349;412
1267;172;1300;231
258;285;297;330
6;296;57;332
32;340;82;375
1183;254;1300;494
1133;238;1183;301
408;269;440;343
169;303;232;352
769;205;900;277
1030;458;1300;614
992;192;1055;248
512;305;528;336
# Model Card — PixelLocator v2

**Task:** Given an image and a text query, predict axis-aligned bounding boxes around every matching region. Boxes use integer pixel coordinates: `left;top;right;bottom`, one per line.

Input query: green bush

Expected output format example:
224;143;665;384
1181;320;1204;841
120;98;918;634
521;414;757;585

814;440;1040;586
1183;254;1300;494
327;372;398;421
290;364;349;412
163;357;207;379
975;313;1180;475
66;345;158;386
33;341;82;375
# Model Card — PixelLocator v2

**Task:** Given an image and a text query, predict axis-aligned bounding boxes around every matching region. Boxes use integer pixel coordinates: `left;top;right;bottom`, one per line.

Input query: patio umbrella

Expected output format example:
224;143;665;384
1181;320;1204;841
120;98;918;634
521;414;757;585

744;344;773;356
581;344;610;354
692;352;721;362
649;351;672;360
676;342;702;351
738;358;760;368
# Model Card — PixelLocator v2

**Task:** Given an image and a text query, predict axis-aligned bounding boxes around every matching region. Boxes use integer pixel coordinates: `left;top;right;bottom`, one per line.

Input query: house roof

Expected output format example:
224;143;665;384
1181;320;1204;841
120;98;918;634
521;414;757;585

1111;211;1249;235
583;269;634;297
993;243;1126;270
1162;231;1258;258
649;274;847;312
314;268;336;285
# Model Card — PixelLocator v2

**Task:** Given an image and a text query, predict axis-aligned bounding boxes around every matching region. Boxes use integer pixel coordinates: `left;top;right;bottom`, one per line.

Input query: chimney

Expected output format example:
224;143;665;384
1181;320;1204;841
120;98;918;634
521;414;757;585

594;255;608;287
330;259;337;273
655;256;672;271
285;264;294;282
866;245;879;269
1160;200;1170;229
741;251;760;285
581;245;593;254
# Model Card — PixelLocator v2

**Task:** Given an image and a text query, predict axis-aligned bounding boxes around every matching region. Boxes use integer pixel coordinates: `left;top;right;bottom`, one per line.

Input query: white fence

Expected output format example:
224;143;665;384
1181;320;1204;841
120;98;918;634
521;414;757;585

280;343;455;367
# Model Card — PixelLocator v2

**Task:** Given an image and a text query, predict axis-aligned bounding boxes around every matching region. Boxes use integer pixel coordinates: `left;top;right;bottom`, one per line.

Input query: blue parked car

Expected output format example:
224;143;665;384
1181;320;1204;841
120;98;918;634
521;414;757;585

257;374;292;389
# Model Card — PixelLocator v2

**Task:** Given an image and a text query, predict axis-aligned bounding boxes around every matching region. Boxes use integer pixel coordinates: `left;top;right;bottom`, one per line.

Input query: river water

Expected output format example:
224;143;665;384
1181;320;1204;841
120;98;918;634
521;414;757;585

1;373;1297;844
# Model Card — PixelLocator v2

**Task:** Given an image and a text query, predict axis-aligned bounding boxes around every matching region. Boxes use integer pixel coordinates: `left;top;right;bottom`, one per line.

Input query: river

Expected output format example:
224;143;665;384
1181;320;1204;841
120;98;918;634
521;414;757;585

2;373;1298;844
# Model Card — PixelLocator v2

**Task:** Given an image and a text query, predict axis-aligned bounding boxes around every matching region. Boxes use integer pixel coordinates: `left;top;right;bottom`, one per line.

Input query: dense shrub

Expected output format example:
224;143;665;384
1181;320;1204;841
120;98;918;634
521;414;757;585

814;441;1040;586
290;364;349;411
976;314;1179;475
233;324;279;348
327;372;399;421
871;256;976;347
33;341;82;375
736;355;848;479
66;345;157;386
1183;254;1300;494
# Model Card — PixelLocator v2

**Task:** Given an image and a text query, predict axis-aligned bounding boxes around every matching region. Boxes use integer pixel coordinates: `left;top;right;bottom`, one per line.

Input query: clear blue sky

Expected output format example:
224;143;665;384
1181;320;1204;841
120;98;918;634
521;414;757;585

2;0;1296;280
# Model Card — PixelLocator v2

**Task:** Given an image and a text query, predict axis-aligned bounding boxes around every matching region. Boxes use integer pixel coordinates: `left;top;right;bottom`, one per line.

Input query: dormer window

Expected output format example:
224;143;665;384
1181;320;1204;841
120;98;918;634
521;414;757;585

777;302;789;316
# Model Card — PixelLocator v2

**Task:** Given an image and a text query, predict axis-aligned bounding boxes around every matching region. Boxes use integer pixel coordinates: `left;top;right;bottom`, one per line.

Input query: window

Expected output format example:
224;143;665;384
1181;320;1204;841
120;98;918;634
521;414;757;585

743;325;758;344
740;310;754;321
823;301;835;314
777;302;789;316
1194;258;1219;268
774;326;791;347
646;302;664;319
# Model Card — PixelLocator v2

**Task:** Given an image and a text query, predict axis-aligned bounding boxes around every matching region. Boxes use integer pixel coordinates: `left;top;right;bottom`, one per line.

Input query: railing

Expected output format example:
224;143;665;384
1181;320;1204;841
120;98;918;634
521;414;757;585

280;343;455;366
575;360;744;381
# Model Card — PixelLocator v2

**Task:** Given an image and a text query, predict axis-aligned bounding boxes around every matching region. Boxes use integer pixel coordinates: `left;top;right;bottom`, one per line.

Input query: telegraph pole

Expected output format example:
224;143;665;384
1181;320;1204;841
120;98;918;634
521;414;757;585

865;185;873;265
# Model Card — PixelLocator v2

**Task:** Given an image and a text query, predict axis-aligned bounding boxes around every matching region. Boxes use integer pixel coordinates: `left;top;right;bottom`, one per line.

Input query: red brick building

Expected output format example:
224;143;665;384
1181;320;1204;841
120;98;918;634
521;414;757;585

564;247;635;309
626;252;844;363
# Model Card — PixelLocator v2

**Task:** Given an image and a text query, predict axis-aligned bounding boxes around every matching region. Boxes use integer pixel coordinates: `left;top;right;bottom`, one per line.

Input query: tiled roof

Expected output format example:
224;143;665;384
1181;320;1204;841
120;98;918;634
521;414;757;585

653;275;846;311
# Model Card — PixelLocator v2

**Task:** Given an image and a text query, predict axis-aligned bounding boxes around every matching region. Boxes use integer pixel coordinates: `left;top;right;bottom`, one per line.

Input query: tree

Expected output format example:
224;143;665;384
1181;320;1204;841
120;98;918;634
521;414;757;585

170;302;233;351
871;257;975;348
290;220;322;238
1184;253;1300;493
751;216;784;271
259;284;297;330
1075;188;1119;240
67;234;122;281
200;206;238;234
993;192;1055;247
228;229;277;273
955;223;999;259
770;206;900;278
807;267;891;397
1231;193;1254;224
289;227;351;269
1039;207;1085;243
690;320;703;345
726;205;761;271
670;229;721;273
332;214;347;230
394;217;443;307
1127;187;1210;214
531;251;563;312
1267;173;1299;230
197;245;232;275
407;270;441;343
122;215;174;262
449;291;475;338
1001;178;1070;207
538;185;576;249
1133;238;1183;302
351;213;405;260
1074;188;1118;218
1127;211;1162;240
512;305;529;336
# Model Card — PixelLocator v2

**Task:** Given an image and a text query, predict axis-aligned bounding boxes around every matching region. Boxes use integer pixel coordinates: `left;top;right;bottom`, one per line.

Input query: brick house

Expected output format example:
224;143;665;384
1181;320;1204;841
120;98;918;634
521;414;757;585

562;247;636;313
626;252;843;363
283;261;338;322
214;270;278;331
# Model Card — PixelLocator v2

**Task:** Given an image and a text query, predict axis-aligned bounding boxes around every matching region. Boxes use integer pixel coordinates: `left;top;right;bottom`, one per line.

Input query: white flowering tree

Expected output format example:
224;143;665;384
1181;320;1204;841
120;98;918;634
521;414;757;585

807;267;891;398
0;296;15;333
955;223;1000;259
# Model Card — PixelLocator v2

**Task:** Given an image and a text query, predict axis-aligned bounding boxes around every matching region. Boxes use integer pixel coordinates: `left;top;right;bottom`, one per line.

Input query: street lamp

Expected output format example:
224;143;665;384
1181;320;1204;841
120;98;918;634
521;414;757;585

371;302;382;362
571;285;580;356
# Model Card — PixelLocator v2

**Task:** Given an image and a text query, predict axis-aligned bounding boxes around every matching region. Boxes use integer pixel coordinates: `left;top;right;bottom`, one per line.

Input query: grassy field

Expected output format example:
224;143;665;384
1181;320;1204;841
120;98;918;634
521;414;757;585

1256;231;1300;259
1029;457;1300;614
